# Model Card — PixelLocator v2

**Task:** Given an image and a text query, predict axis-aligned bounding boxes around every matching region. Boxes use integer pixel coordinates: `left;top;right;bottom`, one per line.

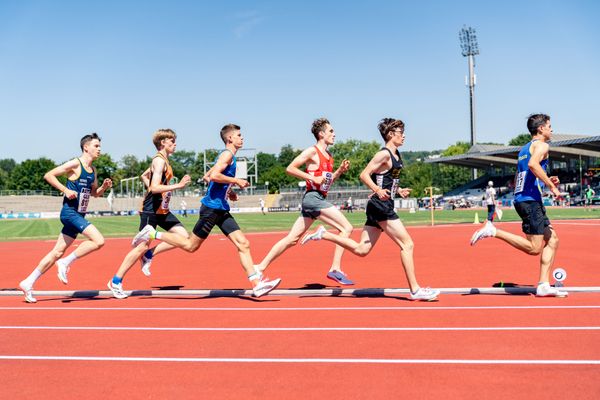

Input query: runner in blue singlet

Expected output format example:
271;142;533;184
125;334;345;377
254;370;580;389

19;133;112;303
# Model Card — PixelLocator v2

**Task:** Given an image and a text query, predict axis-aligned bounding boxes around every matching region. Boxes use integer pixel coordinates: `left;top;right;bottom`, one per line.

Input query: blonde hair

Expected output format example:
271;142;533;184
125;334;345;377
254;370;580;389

152;129;177;150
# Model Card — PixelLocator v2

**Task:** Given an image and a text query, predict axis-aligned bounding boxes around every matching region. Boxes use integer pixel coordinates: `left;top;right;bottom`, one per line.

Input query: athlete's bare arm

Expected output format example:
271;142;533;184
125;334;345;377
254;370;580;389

43;159;81;199
148;157;190;194
528;141;560;197
360;150;392;201
332;159;350;182
286;147;323;184
91;169;112;197
140;167;151;188
209;151;248;188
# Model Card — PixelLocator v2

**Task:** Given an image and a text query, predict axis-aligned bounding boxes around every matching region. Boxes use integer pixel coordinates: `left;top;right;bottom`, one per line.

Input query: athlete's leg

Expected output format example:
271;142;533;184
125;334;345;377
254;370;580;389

255;216;314;272
148;224;188;257
538;227;559;284
72;224;106;258
227;230;256;276
316;206;354;272
155;231;204;253
494;230;545;255
318;225;381;257
24;233;75;278
114;242;149;280
379;218;420;293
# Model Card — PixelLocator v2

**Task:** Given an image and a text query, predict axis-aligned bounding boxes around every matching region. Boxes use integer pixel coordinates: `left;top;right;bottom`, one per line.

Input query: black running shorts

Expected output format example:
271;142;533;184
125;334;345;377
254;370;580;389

192;204;240;239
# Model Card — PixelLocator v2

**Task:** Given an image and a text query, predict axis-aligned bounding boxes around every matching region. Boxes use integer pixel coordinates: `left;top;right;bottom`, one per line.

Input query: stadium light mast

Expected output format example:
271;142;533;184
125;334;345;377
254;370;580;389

459;25;479;179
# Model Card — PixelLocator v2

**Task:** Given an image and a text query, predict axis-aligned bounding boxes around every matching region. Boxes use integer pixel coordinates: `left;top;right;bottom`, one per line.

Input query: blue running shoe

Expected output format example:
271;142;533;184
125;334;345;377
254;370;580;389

327;270;354;285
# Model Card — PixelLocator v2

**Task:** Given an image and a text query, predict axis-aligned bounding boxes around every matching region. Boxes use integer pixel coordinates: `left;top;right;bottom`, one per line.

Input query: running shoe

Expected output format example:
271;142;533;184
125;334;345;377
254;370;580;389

536;283;568;298
19;280;37;303
56;259;70;285
409;287;440;301
470;221;497;246
140;253;152;277
301;225;327;245
132;225;156;247
252;277;282;298
327;270;354;285
107;280;128;299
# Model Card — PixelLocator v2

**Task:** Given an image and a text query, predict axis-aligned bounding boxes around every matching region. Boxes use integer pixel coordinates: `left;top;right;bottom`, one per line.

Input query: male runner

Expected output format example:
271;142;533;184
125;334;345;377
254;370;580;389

19;133;112;303
301;118;440;301
470;114;567;297
107;129;191;298
131;124;280;297
485;181;499;222
253;118;354;285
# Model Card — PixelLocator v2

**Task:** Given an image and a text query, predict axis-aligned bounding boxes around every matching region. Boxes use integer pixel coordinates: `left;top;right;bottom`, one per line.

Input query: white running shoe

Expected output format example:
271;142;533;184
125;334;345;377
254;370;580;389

19;280;37;303
56;259;70;285
132;225;156;247
536;283;568;298
470;221;497;246
140;254;152;277
301;225;327;245
252;277;281;298
410;287;440;301
107;280;128;299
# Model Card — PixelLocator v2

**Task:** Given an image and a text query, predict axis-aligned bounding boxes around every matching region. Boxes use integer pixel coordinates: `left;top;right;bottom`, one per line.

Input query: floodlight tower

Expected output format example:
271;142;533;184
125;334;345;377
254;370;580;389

459;25;479;179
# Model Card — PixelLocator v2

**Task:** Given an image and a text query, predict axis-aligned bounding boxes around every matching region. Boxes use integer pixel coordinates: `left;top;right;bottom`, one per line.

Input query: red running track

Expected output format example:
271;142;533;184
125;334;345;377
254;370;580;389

1;220;599;398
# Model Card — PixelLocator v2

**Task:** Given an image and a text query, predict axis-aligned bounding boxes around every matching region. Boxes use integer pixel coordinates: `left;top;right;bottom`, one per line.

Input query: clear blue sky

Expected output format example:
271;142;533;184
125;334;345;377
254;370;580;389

1;0;599;163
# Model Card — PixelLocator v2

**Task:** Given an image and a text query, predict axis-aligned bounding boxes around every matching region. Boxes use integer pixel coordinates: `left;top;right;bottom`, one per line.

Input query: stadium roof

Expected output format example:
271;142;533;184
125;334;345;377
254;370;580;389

425;134;600;169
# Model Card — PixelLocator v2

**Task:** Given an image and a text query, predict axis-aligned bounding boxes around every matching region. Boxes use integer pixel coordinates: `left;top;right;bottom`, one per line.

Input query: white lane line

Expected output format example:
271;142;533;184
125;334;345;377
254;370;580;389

1;326;599;332
0;355;598;365
1;305;600;311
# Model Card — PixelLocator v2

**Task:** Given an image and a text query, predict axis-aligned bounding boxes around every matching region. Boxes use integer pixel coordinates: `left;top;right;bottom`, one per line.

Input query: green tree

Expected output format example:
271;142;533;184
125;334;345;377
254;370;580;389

0;158;17;174
509;133;531;146
119;154;146;178
8;158;57;190
401;161;433;197
257;152;278;183
329;139;381;184
170;150;197;178
94;154;118;182
278;144;301;166
436;141;472;193
259;165;296;193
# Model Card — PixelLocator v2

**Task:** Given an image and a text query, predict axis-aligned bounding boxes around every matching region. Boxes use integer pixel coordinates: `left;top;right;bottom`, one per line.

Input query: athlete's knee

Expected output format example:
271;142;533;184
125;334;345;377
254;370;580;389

236;237;251;253
339;224;353;237
183;240;199;252
355;244;372;257
527;244;543;256
93;237;105;249
52;249;66;259
400;239;414;253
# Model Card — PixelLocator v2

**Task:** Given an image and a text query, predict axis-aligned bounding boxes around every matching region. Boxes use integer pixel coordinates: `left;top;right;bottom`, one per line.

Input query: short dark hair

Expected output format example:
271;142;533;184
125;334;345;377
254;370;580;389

527;114;550;135
220;124;241;144
80;133;101;151
311;118;330;140
377;118;405;141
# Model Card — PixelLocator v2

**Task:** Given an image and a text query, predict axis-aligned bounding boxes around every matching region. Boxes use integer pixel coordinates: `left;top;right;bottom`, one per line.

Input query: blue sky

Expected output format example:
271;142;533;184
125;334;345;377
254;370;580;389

1;0;599;163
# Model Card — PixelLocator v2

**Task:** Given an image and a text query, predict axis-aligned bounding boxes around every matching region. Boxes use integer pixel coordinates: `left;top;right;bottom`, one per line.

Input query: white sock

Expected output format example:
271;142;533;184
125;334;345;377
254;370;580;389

62;252;78;266
155;232;163;240
23;269;42;286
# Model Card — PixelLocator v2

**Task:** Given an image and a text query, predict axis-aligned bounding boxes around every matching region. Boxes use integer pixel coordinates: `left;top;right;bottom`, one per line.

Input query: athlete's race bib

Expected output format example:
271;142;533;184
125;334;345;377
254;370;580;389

78;188;91;213
514;171;526;194
390;178;399;199
320;172;333;193
161;191;172;210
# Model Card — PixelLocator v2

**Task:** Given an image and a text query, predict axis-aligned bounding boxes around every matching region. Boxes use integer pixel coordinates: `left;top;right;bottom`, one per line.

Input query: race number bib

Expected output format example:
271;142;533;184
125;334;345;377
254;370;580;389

390;178;399;199
320;172;333;193
161;191;172;210
514;171;526;194
78;188;91;213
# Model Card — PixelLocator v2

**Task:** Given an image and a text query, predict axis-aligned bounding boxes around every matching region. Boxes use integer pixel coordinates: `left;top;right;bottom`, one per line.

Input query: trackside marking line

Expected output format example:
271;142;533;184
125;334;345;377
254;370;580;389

1;326;599;332
1;305;600;311
0;355;598;365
